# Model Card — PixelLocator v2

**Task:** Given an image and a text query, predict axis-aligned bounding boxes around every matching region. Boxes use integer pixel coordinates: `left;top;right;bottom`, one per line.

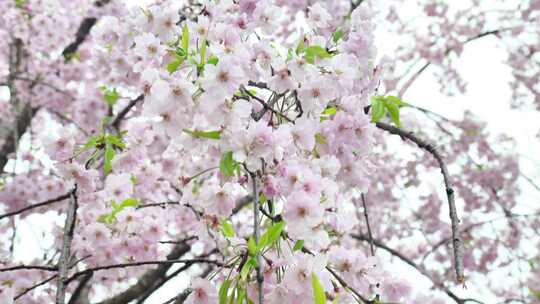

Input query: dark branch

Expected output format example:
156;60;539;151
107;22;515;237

352;234;482;304
111;94;144;130
0;105;35;172
67;258;223;284
0;265;58;272
0;192;70;220
98;195;251;304
67;271;93;304
361;193;375;256
96;242;191;304
56;187;79;304
61;18;97;58
375;121;464;283
14;274;58;300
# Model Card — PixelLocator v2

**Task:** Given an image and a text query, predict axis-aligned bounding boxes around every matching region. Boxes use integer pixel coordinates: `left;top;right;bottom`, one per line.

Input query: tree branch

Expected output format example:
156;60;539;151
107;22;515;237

375;121;464;283
14;274;58;300
61;18;97;58
96;242;191;304
361;193;375;256
135;262;197;303
56;187;79;304
67;258;224;284
110;94;144;130
249;171;264;304
0;265;57;272
67;272;93;304
97;196;251;304
352;234;481;304
168;267;215;304
0;192;70;221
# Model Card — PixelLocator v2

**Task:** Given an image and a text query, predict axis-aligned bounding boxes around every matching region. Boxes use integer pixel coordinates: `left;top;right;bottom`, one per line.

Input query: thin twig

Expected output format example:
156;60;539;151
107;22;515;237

56;186;79;304
249;171;264;304
361;193;375;256
13;76;75;100
353;234;483;304
98;195;251;304
0;192;70;220
375;121;464;283
0;265;58;272
136;201;181;209
111;94;144;130
298;241;373;304
135;251;217;303
14;274;58;300
171;267;215;304
66;258;224;284
67;271;93;304
241;87;292;123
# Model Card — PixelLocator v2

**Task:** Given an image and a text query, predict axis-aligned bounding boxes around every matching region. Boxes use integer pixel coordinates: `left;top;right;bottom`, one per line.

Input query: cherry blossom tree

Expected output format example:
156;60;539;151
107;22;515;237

0;0;539;303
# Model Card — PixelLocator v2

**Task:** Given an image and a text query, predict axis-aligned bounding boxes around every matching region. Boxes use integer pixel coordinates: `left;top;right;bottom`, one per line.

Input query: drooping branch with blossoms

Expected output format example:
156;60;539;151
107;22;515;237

0;0;539;304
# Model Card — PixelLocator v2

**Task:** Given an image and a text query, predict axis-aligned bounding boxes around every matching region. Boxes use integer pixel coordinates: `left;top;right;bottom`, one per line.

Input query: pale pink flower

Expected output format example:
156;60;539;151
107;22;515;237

133;33;165;60
185;278;217;304
0;286;14;304
105;173;133;202
283;192;324;237
291;117;318;151
380;277;412;303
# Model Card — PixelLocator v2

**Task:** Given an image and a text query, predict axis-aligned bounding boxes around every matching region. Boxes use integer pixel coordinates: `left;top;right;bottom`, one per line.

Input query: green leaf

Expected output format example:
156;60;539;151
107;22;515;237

240;260;252;281
167;58;184;74
293;239;304;251
332;28;344;43
370;96;386;123
385;101;401;128
296;38;306;54
64;52;81;62
79;135;101;152
183;129;222;140
220;220;235;238
103;88;120;107
385;95;408;107
182;25;189;53
321;106;337;116
105;134;125;150
219;279;232;304
207;55;219;65
304;45;332;64
15;0;26;8
315;133;327;145
104;144;115;176
258;221;284;251
97;213;115;224
528;258;536;268
121;198;139;208
220;151;238;177
175;47;186;58
311;273;327;304
247;236;257;256
287;48;294;62
98;198;140;224
236;287;245;304
532;289;540;300
228;288;236;304
200;37;207;65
